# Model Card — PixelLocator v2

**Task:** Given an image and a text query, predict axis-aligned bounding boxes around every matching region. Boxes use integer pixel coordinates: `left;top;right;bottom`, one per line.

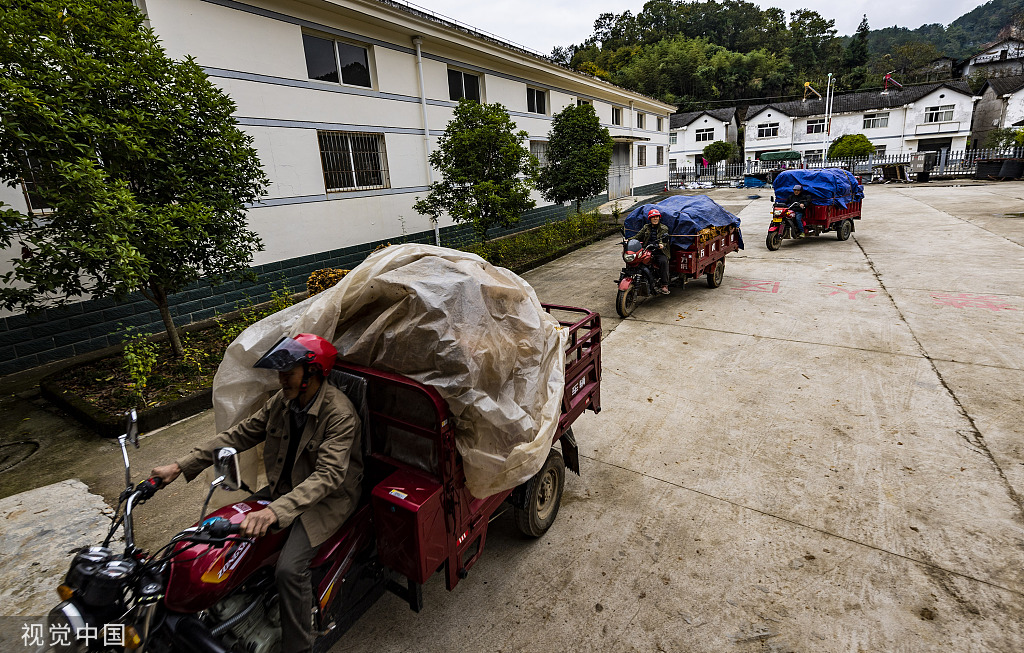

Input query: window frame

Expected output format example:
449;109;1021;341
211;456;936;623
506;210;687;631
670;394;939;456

448;68;481;102
695;128;715;142
577;98;592;107
526;87;547;115
863;112;890;129
612;107;622;126
637;112;645;129
529;140;549;167
923;104;954;123
657;117;663;131
638;145;647;167
317;130;391;193
756;122;779;138
302;32;374;89
656;146;664;165
669;132;677;145
806;118;826;134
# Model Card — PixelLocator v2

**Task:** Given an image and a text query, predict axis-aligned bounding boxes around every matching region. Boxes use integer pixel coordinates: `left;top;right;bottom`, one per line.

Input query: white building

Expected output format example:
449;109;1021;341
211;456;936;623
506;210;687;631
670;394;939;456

0;0;673;375
961;38;1024;78
743;82;976;162
668;108;739;170
972;75;1024;148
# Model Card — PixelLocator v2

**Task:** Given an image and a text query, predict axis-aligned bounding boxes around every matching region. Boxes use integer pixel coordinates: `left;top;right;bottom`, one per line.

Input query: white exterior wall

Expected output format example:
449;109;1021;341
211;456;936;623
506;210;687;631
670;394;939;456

1005;91;1024;129
744;109;795;160
668;115;738;167
824;108;909;155
902;89;975;153
0;0;672;271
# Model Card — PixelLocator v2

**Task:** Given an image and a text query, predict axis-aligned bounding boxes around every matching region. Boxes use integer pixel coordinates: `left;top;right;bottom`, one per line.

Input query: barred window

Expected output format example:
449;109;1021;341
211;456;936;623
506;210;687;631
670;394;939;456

874;145;886;157
302;34;372;88
448;69;480;102
695;128;714;142
863;112;889;129
612;107;622;125
638;145;647;166
804;149;823;162
317;131;390;192
656;146;664;165
757;122;779;138
806;118;826;134
530;140;548;167
657;117;663;131
924;105;954;123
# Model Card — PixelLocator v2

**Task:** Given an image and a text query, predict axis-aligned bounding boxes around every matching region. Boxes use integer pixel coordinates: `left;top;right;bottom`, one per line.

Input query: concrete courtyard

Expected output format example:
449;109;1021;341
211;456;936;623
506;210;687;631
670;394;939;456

1;181;1022;651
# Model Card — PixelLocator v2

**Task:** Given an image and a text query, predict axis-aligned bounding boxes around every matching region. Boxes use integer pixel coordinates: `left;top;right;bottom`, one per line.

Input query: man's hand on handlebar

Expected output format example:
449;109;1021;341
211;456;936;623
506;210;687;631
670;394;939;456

151;462;182;486
240;508;278;538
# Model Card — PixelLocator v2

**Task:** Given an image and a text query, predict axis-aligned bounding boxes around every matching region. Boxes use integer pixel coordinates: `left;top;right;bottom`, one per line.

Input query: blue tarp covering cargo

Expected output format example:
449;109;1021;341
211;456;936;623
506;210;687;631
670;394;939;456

772;169;864;208
624;195;744;250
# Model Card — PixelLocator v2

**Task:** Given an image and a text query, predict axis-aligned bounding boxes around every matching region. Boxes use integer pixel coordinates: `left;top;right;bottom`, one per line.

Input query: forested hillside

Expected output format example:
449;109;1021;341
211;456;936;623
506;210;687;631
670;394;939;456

553;0;1024;111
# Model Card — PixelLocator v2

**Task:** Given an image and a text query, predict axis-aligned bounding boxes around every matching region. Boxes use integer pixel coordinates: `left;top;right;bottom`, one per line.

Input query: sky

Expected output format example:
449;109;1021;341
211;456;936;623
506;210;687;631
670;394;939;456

405;0;986;56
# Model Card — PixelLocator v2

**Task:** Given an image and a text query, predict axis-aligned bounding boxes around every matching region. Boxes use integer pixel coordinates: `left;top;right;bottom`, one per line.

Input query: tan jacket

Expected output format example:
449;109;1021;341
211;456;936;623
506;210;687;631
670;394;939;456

177;383;363;547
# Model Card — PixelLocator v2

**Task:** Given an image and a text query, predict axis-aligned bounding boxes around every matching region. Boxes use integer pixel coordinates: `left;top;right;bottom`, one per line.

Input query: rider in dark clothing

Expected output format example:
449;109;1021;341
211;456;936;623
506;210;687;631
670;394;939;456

777;184;807;237
633;208;671;294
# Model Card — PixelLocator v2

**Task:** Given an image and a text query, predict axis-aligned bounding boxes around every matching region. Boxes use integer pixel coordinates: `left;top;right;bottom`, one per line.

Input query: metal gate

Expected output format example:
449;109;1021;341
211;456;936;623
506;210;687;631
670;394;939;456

608;143;631;199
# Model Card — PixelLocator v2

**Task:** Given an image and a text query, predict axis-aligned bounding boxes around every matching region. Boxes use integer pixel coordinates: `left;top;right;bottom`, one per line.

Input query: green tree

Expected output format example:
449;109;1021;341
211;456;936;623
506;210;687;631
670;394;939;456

828;134;875;157
0;0;268;358
414;100;538;241
702;141;736;165
536;104;614;214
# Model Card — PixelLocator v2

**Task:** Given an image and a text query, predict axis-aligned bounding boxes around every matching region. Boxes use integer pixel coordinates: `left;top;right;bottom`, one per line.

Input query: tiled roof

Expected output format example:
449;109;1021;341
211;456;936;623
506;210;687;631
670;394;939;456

745;82;972;120
985;75;1024;96
670;108;737;129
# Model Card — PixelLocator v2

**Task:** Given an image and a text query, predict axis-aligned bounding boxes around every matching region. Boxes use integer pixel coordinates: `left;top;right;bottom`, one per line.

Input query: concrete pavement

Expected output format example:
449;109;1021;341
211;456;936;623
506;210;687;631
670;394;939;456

1;181;1022;650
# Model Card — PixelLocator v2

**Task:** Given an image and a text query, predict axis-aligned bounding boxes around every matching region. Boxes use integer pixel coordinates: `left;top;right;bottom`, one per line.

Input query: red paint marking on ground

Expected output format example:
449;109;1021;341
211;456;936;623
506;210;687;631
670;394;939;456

731;279;781;293
930;293;1019;311
821;284;876;299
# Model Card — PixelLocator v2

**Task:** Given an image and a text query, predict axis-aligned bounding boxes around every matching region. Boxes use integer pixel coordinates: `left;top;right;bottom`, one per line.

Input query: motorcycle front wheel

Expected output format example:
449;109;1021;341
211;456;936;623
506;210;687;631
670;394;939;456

765;230;782;251
615;285;638;317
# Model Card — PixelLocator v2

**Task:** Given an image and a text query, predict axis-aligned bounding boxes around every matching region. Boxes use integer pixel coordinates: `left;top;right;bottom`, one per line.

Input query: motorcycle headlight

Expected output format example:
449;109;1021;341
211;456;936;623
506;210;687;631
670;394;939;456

46;602;88;653
624;252;636;263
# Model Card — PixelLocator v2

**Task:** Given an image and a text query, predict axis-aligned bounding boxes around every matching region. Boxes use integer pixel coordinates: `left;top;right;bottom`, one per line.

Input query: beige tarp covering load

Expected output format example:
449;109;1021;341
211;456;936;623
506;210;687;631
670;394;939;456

212;244;567;498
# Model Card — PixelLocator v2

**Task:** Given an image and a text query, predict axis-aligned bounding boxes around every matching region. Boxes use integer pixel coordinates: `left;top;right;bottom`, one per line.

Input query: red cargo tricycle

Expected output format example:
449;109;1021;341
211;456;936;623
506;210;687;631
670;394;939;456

766;200;862;250
47;305;602;653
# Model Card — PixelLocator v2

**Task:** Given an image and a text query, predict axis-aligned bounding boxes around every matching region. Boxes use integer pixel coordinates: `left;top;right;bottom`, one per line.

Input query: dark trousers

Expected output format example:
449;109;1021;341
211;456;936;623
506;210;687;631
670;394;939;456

793;211;805;234
652;250;670;286
277;519;317;653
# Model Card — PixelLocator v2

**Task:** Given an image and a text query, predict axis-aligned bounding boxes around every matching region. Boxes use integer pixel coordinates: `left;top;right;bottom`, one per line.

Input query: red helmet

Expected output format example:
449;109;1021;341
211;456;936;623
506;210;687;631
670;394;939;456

254;333;337;376
648;208;661;219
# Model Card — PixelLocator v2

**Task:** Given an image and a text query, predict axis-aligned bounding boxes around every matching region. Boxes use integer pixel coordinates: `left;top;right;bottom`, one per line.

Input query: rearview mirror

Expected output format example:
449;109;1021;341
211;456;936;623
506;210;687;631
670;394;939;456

213;447;242;492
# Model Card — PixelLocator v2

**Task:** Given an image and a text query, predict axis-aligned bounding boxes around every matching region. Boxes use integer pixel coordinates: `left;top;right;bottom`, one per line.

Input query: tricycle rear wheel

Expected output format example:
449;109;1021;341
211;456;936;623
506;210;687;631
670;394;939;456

615;286;638;318
706;259;724;288
765;231;782;251
836;219;852;241
514;449;565;538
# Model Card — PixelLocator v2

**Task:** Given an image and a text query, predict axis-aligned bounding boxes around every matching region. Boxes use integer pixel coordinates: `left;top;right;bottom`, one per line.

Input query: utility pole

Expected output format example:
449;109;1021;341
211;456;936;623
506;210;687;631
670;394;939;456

821;73;834;165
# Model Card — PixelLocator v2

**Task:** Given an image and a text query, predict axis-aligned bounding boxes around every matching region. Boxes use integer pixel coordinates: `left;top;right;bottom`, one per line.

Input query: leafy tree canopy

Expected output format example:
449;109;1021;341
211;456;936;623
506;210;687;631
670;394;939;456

0;0;268;357
537;103;614;213
413;100;538;241
702;141;736;164
828;134;876;157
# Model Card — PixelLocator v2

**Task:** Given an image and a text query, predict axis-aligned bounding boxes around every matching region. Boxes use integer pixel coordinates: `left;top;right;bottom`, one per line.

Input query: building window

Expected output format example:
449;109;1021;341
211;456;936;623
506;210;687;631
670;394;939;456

530;140;549;167
806;118;826;134
637;113;645;129
317;130;390;191
874;145;886;157
448;69;480;102
657;117;663;131
695;128;714;142
656;147;664;165
302;33;372;88
669;133;677;145
612;107;622;125
17;154;53;215
804;149;823;162
757;122;779;138
527;87;547;114
863;112;889;129
924;105;954;123
638;145;647;166
577;98;591;106
669;159;677;173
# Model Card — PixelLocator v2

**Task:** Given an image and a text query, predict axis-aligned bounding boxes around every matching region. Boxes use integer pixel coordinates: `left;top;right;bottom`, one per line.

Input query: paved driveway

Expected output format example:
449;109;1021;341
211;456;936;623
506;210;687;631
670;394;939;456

340;182;1024;651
